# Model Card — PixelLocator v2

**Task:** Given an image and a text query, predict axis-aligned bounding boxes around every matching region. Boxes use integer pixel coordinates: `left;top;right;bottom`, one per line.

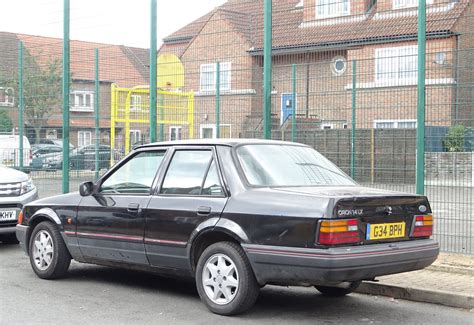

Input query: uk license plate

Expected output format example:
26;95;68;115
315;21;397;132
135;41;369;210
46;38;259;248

0;210;17;221
366;222;405;240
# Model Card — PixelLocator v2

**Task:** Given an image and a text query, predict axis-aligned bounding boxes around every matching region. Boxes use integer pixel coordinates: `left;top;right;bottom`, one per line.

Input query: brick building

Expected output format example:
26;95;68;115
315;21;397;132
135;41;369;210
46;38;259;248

159;0;473;139
0;32;148;147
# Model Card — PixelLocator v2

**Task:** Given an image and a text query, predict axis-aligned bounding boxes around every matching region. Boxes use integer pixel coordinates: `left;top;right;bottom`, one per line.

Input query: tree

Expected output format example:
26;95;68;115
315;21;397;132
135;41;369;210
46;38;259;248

0;52;62;143
23;55;62;143
443;125;465;152
0;109;13;133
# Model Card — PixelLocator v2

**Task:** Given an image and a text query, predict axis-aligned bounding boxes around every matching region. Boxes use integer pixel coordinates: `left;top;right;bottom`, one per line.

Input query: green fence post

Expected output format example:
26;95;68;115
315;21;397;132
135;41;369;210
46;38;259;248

263;0;272;139
62;0;70;194
216;62;221;138
291;64;296;142
94;49;100;180
416;0;426;195
150;0;157;143
351;60;357;179
18;42;24;170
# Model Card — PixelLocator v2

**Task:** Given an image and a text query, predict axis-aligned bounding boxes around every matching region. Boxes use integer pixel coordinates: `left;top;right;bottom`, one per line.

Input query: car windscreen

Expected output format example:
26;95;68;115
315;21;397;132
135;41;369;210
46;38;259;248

235;144;355;187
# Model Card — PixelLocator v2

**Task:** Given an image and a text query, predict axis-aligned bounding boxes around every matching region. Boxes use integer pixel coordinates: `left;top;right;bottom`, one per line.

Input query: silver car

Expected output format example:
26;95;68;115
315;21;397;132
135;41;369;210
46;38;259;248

0;166;38;243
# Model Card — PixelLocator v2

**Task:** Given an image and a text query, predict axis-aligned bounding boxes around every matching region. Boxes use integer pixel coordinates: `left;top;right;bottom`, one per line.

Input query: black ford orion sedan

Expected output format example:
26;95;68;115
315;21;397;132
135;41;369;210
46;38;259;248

16;139;439;315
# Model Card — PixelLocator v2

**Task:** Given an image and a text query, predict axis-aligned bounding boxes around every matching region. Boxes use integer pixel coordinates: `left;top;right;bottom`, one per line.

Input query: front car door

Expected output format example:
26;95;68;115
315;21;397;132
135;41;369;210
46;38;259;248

145;146;228;270
76;149;167;265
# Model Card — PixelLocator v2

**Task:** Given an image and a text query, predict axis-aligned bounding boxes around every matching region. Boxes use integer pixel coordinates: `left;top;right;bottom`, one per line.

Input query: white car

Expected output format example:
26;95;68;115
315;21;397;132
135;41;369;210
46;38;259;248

0;135;32;167
0;166;38;244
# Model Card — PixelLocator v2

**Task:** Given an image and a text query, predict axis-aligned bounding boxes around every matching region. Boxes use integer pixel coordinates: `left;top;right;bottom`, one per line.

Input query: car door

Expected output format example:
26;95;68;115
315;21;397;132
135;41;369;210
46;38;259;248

145;146;228;270
76;149;167;265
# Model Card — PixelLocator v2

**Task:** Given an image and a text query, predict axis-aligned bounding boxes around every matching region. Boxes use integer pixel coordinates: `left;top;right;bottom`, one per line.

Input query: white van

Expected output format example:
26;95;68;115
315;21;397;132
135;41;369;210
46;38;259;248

0;135;32;167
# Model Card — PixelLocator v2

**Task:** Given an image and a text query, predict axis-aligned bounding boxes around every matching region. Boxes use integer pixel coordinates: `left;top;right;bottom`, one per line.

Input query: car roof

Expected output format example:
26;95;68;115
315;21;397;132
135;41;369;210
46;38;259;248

135;138;308;149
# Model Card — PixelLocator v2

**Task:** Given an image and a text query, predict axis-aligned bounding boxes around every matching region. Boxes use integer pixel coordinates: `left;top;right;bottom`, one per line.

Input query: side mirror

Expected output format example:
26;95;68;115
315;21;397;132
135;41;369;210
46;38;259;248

79;181;95;197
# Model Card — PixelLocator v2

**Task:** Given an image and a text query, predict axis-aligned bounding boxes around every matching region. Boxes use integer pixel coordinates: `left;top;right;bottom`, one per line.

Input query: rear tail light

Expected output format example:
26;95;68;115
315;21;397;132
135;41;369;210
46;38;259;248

318;219;360;245
412;215;433;237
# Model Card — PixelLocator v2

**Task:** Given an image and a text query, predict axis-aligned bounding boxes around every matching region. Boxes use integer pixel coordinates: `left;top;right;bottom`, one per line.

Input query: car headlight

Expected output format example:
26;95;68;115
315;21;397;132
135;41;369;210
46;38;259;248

20;178;35;195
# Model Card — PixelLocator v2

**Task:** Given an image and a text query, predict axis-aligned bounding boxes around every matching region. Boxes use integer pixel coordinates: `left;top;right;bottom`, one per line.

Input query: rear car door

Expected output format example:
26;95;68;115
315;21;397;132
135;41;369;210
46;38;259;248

145;146;228;269
76;149;167;265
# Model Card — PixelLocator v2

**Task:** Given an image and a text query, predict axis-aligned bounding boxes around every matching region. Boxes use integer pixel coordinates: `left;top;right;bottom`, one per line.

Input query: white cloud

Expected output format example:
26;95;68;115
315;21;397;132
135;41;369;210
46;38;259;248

0;0;227;48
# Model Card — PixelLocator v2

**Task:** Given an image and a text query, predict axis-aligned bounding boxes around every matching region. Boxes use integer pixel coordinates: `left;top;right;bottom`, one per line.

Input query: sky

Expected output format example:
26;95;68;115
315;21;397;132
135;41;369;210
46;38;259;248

0;0;228;48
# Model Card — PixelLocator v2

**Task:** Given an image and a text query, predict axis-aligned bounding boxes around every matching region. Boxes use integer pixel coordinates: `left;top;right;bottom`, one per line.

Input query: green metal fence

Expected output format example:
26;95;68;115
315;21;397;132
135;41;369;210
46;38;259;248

0;0;472;254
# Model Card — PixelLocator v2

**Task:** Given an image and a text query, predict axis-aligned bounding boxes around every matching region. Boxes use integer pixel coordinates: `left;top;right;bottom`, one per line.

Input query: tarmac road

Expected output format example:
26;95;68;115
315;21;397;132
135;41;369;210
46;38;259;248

0;244;472;324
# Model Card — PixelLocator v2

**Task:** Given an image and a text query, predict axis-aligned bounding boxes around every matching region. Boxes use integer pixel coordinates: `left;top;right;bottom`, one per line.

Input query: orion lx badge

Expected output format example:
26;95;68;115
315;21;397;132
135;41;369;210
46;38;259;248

337;209;363;216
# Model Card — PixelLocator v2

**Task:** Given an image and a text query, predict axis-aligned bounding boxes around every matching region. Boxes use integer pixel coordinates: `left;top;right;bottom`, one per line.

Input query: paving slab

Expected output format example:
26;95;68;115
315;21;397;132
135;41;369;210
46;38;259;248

356;253;474;309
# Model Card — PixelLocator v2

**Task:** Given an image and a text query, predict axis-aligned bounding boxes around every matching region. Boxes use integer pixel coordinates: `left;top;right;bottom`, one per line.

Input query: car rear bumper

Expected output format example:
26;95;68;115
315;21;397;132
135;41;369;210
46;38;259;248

243;239;439;286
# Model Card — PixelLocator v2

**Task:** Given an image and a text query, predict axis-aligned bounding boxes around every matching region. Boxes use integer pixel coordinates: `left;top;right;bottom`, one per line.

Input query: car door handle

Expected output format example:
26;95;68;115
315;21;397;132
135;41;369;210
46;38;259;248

197;206;211;215
127;203;140;213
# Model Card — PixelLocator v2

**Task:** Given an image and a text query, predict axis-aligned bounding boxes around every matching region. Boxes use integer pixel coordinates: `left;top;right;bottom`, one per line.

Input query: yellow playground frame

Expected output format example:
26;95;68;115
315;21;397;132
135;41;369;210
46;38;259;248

110;84;194;160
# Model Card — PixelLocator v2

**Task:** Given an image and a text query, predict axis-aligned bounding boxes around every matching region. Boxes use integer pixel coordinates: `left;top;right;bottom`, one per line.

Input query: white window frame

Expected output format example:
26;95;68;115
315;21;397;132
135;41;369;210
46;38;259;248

199;62;231;92
321;123;334;130
200;124;232;139
169;126;182;141
373;119;417;129
70;90;94;112
316;0;350;19
375;45;418;84
0;87;15;107
78;130;92;147
130;94;142;112
129;129;141;145
393;0;433;10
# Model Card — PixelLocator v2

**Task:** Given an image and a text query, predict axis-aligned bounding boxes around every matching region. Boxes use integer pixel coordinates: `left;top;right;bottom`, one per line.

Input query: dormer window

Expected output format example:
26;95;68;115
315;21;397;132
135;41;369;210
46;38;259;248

317;0;350;19
393;0;433;9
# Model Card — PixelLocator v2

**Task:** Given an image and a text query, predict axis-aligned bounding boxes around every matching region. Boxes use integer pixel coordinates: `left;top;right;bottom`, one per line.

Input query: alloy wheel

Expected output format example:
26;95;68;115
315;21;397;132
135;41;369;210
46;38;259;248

202;253;239;305
32;230;54;271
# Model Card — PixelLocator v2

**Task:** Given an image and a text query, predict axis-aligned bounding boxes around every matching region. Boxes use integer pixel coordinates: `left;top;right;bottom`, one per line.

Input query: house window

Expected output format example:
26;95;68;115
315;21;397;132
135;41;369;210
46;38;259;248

393;0;433;9
374;120;417;129
130;130;141;146
200;62;231;92
130;94;142;112
169;126;182;141
375;46;418;83
0;87;14;107
317;0;350;19
200;124;232;139
78;131;92;147
70;91;94;112
331;56;347;76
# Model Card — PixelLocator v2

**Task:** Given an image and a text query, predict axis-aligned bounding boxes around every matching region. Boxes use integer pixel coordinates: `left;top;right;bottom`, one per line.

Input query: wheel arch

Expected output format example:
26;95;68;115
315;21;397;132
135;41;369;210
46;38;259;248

189;225;247;272
26;208;63;254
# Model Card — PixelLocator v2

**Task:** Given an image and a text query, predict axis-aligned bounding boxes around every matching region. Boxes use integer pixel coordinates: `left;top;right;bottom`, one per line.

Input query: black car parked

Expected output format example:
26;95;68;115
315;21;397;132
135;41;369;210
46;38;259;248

16;139;439;315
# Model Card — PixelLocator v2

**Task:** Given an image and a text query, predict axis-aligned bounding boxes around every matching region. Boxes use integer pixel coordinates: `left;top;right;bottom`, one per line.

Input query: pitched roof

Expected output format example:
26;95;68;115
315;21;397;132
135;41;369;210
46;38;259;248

161;0;470;55
0;32;20;78
13;33;147;88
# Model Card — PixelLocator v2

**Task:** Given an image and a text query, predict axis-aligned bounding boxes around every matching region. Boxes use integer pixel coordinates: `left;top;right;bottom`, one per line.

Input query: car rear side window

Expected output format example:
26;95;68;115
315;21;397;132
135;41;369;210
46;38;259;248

160;150;222;196
100;151;165;194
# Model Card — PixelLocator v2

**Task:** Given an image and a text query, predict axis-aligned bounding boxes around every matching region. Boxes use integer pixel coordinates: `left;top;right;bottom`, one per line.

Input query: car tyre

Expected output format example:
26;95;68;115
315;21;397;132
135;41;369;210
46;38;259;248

315;281;361;297
195;241;259;316
28;221;71;279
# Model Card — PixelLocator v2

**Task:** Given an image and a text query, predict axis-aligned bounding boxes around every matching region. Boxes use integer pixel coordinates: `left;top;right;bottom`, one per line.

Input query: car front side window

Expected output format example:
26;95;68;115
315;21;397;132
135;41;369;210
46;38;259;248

100;151;165;194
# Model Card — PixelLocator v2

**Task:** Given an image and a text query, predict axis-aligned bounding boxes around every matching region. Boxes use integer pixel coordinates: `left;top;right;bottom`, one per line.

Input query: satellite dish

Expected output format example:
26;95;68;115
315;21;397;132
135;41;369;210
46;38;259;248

157;54;184;90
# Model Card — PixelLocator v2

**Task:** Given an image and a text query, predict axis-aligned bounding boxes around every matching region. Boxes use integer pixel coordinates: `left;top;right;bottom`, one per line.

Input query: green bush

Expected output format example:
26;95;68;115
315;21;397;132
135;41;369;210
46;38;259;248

443;125;465;152
0;109;13;133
